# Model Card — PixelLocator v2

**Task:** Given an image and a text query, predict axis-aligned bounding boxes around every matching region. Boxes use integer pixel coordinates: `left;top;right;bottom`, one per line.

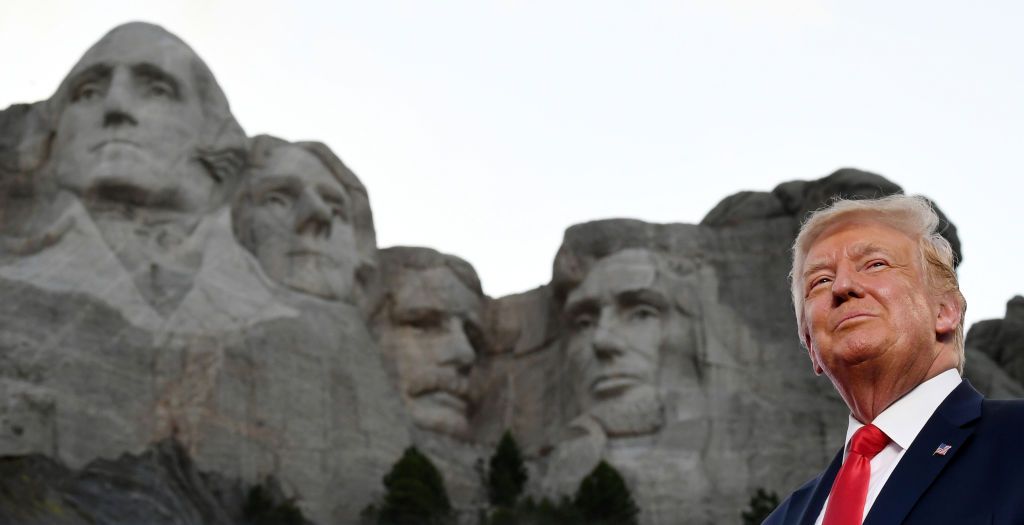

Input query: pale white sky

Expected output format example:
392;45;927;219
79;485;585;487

3;1;1022;328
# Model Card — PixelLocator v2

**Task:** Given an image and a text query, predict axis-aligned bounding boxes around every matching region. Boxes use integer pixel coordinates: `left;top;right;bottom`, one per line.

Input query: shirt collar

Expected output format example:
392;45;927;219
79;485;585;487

843;368;962;452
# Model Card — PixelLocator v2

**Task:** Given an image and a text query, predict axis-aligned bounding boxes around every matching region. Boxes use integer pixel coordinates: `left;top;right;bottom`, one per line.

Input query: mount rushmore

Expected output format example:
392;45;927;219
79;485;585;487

1;22;1020;525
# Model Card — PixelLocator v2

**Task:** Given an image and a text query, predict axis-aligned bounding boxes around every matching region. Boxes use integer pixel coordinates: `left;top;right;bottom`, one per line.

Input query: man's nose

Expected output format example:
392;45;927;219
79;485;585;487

591;311;625;360
102;69;139;128
831;265;865;305
294;189;332;238
438;319;476;376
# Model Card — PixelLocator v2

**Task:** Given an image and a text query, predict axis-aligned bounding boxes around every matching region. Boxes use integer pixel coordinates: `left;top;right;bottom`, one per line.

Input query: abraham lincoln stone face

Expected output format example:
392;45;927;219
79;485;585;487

563;248;696;437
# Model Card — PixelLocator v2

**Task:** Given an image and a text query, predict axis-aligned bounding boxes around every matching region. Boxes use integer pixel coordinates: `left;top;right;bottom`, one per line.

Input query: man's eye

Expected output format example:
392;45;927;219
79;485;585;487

628;305;660;322
404;316;442;331
262;192;292;208
809;276;832;290
572;314;595;331
867;260;888;270
148;82;173;98
73;82;102;102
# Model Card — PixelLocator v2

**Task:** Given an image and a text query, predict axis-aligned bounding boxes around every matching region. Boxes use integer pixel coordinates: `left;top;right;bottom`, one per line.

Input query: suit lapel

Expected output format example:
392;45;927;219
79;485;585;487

863;380;983;525
798;448;845;525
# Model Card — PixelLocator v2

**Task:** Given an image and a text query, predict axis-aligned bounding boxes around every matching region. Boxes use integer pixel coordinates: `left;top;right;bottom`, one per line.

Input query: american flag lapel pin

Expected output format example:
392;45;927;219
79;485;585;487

933;443;952;456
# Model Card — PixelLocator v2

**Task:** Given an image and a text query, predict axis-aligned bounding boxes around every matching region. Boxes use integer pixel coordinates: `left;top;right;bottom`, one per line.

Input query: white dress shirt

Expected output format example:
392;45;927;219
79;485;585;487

814;369;962;525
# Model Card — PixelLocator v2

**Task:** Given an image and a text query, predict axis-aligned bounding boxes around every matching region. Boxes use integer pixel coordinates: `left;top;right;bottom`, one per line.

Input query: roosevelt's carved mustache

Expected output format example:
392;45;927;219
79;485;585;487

404;368;471;403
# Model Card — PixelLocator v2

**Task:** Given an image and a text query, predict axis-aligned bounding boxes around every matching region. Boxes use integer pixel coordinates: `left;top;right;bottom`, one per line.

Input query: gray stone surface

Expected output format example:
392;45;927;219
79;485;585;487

1;21;1021;525
966;296;1024;392
0;438;306;525
0;22;409;525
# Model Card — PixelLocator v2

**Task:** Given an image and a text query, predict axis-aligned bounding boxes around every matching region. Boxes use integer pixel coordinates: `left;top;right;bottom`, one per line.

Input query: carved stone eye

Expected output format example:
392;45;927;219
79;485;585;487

262;191;291;209
572;313;596;331
73;82;102;102
147;81;173;98
629;305;660;321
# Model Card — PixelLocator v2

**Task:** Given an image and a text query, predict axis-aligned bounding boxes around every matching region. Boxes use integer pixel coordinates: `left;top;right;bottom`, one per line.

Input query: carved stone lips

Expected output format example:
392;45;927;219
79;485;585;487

421;389;469;413
286;249;324;257
591;372;642;396
90;138;141;152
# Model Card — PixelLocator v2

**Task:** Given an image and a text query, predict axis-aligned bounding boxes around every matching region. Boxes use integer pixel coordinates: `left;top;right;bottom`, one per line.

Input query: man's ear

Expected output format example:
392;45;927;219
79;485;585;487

935;292;962;338
803;331;824;375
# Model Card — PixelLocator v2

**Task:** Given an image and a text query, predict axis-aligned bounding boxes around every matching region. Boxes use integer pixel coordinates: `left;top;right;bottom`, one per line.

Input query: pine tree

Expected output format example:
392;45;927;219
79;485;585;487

376;447;453;525
740;488;780;525
487;431;529;508
241;481;307;525
573;461;639;525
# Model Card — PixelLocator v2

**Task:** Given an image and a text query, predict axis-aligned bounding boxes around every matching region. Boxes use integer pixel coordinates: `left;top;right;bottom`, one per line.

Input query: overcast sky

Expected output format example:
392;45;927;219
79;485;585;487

3;0;1022;328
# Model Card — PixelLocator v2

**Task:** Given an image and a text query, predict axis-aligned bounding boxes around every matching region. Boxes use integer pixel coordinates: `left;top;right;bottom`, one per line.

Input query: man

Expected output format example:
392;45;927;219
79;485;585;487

38;22;246;315
46;22;245;219
0;23;283;331
560;247;700;437
766;195;1024;524
373;247;486;438
233;135;377;305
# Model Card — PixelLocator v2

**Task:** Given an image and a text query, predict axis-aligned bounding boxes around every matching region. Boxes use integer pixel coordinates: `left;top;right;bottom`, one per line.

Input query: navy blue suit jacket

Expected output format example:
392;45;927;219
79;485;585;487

764;380;1024;525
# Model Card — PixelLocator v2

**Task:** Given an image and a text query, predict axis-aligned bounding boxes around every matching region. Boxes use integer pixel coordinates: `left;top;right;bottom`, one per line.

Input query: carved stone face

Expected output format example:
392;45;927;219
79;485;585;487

378;266;484;437
563;248;691;437
235;145;359;300
50;24;210;214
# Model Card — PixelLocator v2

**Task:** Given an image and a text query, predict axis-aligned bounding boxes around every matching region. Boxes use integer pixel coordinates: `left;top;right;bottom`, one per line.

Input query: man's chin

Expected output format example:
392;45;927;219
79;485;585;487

587;383;664;438
280;265;354;301
410;397;470;438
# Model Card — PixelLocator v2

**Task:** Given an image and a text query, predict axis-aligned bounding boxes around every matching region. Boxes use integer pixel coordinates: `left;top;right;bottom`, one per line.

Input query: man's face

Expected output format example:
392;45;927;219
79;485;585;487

379;267;483;437
237;145;359;300
800;220;943;390
563;249;688;434
50;25;209;213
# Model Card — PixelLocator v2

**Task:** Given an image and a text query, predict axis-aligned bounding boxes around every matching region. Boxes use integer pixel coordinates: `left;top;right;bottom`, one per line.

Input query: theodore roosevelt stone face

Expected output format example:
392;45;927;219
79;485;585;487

376;256;485;438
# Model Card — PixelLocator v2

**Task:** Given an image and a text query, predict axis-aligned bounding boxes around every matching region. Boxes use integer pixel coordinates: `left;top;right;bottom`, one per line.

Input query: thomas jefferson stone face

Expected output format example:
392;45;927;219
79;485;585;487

235;145;359;300
563;248;691;436
51;24;211;214
378;266;484;437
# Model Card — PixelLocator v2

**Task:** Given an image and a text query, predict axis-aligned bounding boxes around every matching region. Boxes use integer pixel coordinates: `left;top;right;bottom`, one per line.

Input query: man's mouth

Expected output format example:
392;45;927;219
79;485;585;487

90;139;141;152
590;373;642;396
421;390;469;412
834;312;875;329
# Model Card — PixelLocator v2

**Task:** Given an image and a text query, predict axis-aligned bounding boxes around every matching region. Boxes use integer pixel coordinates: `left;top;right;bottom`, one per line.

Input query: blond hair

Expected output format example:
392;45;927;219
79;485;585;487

789;195;966;372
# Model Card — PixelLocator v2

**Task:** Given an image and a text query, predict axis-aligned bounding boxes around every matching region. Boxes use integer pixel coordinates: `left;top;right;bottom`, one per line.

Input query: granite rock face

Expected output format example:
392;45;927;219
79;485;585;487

2;22;1021;525
0;22;408;525
0;438;309;525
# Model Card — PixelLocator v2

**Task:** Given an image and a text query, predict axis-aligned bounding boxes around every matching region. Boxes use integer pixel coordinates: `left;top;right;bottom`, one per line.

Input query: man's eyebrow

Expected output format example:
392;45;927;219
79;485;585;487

802;258;834;280
847;242;893;259
131;62;182;98
802;243;895;280
252;174;300;193
67;63;112;89
617;288;668;309
564;296;599;316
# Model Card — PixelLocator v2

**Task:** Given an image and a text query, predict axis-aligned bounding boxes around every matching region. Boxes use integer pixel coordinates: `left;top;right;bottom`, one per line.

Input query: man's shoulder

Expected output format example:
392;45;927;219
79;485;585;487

762;474;823;525
979;397;1024;425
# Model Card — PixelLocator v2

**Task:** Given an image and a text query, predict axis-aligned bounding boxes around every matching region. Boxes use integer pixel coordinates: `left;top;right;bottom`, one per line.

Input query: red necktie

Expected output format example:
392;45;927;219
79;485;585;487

822;424;891;525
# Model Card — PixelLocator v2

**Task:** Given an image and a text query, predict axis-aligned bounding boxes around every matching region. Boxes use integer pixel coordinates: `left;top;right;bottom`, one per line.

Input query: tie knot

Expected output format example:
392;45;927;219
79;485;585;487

849;424;890;459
